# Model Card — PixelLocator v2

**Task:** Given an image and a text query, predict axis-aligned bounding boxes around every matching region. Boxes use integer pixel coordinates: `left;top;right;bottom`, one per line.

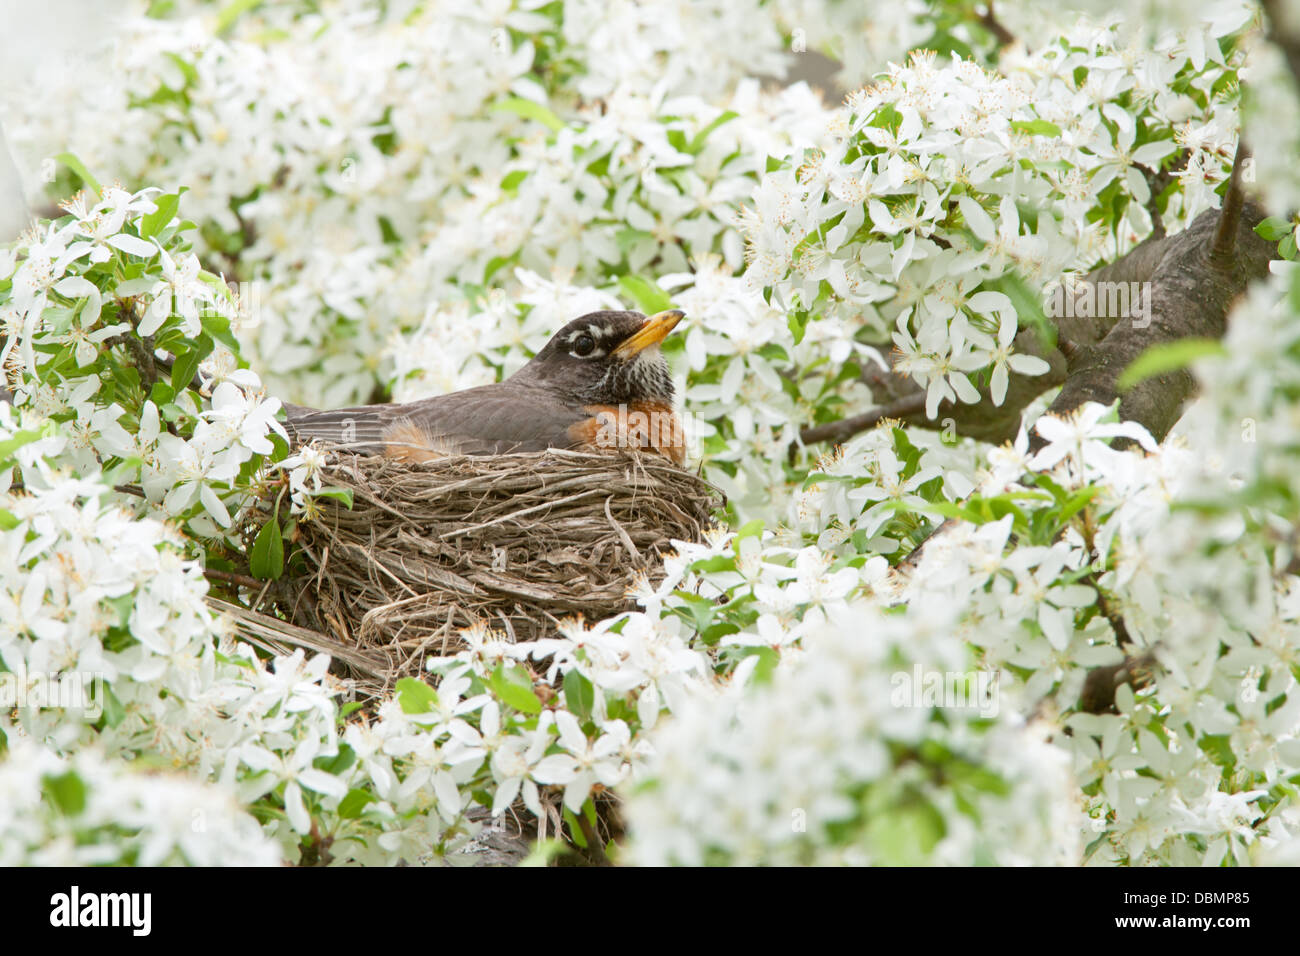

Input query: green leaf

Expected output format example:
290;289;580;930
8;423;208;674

140;191;182;239
1117;338;1226;391
339;701;364;721
55;152;101;195
313;486;354;509
924;500;984;523
170;347;202;391
1198;733;1236;771
744;646;779;685
337;788;378;819
692;554;737;573
314;743;356;776
484;253;516;283
42;771;87;816
249;517;284;580
671;591;716;634
614;227;652;256
149;381;176;406
869;102;902;133
489;664;543;714
0;428;44;465
0;508;17;531
395;677;439;714
104;594;133;629
215;0;263;35
500;170;529;194
1010;119;1062;137
866;796;945;865
563;806;587;847
201;310;241;353
214;649;256;671
1255;216;1295;242
1058;486;1100;524
788;310;808;346
493;96;564;132
563;670;595;721
99;683;126;730
519;839;567;867
163;51;198;87
617;275;673;315
686;110;738;154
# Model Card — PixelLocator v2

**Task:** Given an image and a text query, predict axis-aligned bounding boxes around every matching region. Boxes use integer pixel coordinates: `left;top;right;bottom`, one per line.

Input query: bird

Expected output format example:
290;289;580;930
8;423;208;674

282;309;687;465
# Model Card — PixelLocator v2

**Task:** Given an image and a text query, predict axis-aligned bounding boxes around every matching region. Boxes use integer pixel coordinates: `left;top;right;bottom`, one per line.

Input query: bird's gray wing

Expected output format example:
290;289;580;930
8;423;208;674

386;385;592;458
284;385;591;459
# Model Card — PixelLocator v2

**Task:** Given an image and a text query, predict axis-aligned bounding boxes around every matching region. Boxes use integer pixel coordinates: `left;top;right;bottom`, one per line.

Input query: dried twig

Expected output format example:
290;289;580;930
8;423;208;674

203;567;264;591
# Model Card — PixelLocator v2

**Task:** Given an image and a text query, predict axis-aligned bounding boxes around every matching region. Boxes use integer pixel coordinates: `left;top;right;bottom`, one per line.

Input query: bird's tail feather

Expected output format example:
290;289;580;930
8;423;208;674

282;403;393;454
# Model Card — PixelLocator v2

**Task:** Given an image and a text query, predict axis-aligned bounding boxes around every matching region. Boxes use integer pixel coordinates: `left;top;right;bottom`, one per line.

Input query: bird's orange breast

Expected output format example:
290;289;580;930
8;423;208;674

570;401;686;465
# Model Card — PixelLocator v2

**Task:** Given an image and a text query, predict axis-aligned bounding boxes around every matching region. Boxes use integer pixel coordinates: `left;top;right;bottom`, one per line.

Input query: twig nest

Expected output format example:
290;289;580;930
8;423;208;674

268;449;721;686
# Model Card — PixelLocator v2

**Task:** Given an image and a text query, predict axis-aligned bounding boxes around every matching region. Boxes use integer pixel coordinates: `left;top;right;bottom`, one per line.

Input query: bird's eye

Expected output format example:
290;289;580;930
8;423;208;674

572;334;596;357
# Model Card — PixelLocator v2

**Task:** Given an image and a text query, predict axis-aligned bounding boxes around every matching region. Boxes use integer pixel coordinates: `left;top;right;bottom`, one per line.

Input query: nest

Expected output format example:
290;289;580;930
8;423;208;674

236;449;721;696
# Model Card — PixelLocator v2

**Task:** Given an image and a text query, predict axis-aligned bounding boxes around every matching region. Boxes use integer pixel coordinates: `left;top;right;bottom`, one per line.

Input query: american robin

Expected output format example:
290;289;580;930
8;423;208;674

283;309;687;464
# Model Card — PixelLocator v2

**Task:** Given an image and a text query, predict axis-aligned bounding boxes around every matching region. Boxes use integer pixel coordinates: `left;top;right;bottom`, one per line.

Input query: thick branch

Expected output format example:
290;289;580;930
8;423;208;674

797;156;1274;454
1041;198;1274;445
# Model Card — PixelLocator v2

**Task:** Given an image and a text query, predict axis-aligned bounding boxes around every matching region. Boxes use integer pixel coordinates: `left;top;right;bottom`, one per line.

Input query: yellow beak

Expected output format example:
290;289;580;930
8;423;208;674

613;310;684;358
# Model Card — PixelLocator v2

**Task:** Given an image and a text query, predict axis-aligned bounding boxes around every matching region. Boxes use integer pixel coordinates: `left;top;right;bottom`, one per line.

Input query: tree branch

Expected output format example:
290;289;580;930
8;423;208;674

1210;141;1248;268
795;392;926;453
203;567;265;591
1039;197;1274;447
975;2;1016;47
105;330;160;390
1140;148;1189;241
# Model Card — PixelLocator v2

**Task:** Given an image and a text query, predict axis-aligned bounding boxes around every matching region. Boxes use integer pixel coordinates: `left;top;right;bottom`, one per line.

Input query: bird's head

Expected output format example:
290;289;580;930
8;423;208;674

515;309;683;407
